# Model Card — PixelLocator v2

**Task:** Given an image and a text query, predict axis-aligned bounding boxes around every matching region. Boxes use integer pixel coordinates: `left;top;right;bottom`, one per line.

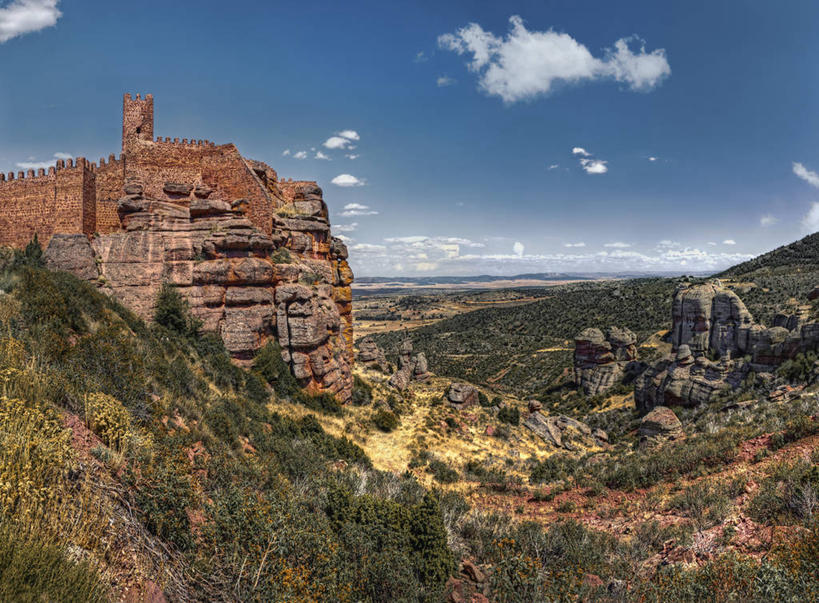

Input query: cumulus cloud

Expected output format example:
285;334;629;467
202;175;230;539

604;242;631;248
293;150;308;160
760;215;778;227
648;156;658;162
802;202;819;232
513;241;525;257
438;15;670;103
437;75;456;87
794;162;819;188
723;239;736;245
340;203;377;217
0;0;61;44
564;242;586;248
16;151;72;170
314;151;331;160
579;158;607;174
331;174;365;187
335;222;358;233
346;154;359;160
323;130;360;150
572;147;590;157
282;149;291;156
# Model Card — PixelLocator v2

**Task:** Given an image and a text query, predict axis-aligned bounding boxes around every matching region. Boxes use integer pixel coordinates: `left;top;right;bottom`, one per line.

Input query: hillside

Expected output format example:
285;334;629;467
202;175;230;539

367;278;677;398
720;231;819;277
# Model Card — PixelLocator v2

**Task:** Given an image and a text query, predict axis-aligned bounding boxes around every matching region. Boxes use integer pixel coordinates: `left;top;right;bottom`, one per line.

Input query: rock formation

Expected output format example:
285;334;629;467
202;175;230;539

574;326;638;396
447;383;479;409
357;337;390;373
638;406;684;445
45;183;354;402
388;340;431;391
524;411;608;450
636;281;819;412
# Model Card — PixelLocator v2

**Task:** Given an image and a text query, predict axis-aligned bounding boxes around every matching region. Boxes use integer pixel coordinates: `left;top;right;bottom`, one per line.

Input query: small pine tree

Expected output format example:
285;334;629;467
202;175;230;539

153;283;201;337
13;234;44;268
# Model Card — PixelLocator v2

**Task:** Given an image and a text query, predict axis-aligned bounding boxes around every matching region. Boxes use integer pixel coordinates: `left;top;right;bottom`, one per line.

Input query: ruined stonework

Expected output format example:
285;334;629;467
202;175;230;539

22;94;354;401
636;281;819;412
574;326;638;396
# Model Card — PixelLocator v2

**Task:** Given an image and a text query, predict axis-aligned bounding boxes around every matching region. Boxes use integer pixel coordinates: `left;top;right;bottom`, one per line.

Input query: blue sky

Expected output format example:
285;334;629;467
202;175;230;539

1;0;819;276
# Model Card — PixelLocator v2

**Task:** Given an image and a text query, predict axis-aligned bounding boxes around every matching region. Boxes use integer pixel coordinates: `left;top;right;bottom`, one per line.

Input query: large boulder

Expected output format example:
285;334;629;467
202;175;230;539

357;337;390;373
638;406;684;445
574;326;638;396
447;383;479;409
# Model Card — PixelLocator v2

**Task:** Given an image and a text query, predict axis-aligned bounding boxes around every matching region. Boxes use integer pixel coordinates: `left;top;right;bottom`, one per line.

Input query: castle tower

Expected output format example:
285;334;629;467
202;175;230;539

122;93;154;151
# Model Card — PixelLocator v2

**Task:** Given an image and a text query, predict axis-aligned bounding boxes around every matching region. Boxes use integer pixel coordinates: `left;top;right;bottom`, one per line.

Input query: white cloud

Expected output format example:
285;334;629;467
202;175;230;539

760;215;778;227
414;51;428;63
323;136;350;150
438;15;670;103
579;158;607;174
708;242;717;246
16;151;72;170
331;174;365;187
415;262;439;272
604;242;631;248
282;149;291;156
657;240;679;248
0;0;61;44
572;147;590;157
437;75;456;87
548;163;559;170
335;222;358;233
340;202;377;216
324;130;360;150
513;241;525;257
315;151;331;160
346;154;359;160
802;202;819;232
793;162;819;188
723;239;736;245
648;156;658;162
293;150;308;160
564;242;586;248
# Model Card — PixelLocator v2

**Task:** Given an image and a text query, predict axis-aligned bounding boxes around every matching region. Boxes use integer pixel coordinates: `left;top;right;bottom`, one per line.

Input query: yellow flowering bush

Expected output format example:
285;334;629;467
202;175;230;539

84;392;131;450
0;396;73;519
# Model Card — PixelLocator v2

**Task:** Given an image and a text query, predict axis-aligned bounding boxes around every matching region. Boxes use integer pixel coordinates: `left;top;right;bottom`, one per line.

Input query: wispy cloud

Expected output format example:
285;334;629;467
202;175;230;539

564;242;586;248
331;174;366;187
438;15;670;103
723;239;736;245
803;203;819;232
604;242;631;248
436;75;456;87
414;51;428;63
760;215;778;227
794;162;819;188
335;222;358;232
324;130;360;150
340;202;377;216
16;151;72;170
0;0;61;44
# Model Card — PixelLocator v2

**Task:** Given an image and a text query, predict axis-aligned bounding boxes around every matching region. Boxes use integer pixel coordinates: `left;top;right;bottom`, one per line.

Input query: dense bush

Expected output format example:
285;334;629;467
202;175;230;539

497;406;520;426
372;408;399;432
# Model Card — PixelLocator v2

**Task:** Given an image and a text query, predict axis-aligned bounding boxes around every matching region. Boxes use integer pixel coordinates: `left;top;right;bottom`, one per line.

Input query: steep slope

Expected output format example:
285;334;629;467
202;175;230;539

720;231;819;277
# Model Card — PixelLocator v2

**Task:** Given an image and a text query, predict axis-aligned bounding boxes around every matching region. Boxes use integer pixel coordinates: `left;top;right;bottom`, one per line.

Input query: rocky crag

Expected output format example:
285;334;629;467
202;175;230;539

46;180;354;401
635;281;819;412
573;326;639;396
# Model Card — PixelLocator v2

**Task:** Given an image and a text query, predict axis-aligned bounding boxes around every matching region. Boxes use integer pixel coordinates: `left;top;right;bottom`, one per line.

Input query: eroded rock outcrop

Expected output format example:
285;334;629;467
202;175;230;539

524;411;608;450
574;326;638;396
45;183;354;401
447;383;479;409
638;406;683;445
637;280;819;412
388;340;431;391
357;337;390;373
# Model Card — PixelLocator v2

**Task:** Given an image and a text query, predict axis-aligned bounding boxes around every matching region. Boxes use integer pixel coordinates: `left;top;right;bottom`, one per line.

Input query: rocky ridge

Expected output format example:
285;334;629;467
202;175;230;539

45;181;354;401
574;326;639;396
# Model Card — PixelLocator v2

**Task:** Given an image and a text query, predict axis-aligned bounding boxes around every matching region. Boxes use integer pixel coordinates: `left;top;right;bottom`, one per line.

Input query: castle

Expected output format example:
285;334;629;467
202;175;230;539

4;94;355;401
0;93;311;247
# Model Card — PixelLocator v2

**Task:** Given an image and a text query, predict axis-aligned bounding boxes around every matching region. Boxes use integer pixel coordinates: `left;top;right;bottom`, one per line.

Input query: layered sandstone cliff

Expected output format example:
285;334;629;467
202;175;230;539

636;281;819;412
45;181;354;401
574;326;638;396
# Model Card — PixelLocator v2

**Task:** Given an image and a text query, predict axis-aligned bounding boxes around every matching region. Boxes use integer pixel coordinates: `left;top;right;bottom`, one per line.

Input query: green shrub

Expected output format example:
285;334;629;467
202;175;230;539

0;525;106;602
153;282;202;338
352;375;373;406
373;408;399;432
427;459;459;484
497;406;520;426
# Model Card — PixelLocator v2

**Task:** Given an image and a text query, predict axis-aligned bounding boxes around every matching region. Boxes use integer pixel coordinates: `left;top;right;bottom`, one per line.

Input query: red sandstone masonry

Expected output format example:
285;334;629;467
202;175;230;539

0;94;286;245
